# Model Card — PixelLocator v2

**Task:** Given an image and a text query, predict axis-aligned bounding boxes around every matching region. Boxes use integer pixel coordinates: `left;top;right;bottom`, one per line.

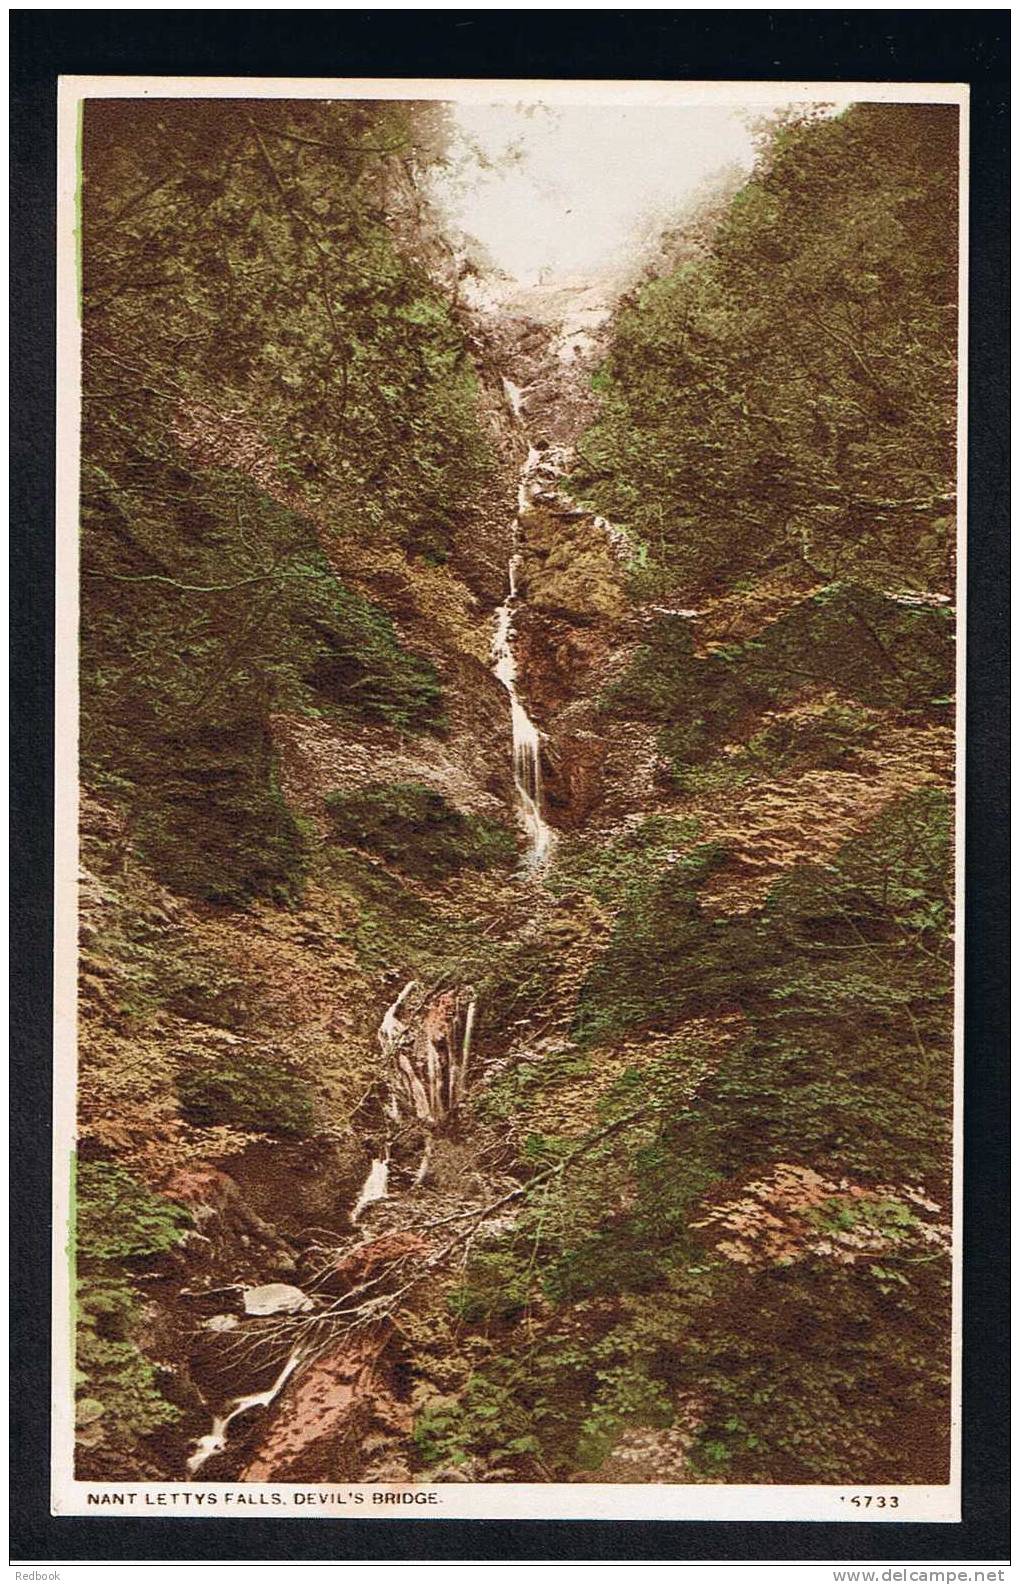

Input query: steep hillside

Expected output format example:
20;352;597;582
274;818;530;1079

74;100;956;1488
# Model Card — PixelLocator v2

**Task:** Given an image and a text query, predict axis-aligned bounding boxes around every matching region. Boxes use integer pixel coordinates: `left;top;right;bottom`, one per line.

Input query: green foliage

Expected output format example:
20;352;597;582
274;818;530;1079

413;1375;547;1473
329;847;442;971
577;788;953;1181
809;1194;919;1242
176;1050;314;1135
576;1364;675;1469
576;104;958;595
448;1245;536;1325
602;619;716;727
132;725;307;905
669;700;879;796
323;844;519;999
677;1254;951;1483
76;1276;181;1450
733;586;955;715
80;97;492;904
474;933;566;1051
155;942;260;1030
549;815;703;908
543;1231;665;1306
76;1161;192;1262
602;590;953;784
82;98;493;561
573;843;734;1044
412;1393;473;1468
479;1047;593;1123
81;463;444;904
436;789;952;1483
296;579;444;732
82;461;445;745
325;782;516;879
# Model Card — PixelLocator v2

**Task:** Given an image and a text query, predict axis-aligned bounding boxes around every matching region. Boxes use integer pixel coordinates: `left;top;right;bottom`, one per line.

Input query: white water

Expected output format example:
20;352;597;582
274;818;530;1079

413;1136;433;1187
501;376;527;420
492;580;553;866
357;979;475;1216
351;1156;390;1223
493;416;555;867
377;979;418;1053
187;1346;303;1477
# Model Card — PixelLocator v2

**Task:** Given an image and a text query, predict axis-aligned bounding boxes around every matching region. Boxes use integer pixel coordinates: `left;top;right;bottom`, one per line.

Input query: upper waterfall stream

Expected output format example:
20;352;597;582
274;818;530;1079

493;384;555;868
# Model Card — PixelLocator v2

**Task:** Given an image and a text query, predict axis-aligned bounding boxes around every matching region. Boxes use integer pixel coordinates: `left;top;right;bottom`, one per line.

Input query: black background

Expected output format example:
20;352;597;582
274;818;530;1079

10;8;1009;1565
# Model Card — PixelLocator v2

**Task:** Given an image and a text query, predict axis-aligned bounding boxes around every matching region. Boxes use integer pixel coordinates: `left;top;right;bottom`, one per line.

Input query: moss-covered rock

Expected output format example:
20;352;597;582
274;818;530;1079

176;1051;314;1136
325;781;516;880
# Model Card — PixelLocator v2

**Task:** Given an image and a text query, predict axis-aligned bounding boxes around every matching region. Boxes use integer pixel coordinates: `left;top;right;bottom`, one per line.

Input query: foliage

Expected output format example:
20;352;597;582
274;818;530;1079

76;1276;182;1453
676;1253;951;1483
479;1046;593;1124
576;789;953;1178
429;788;953;1483
413;1374;546;1472
448;1244;537;1325
82;98;493;559
602;590;953;783
82;464;445;735
473;933;569;1053
548;815;702;907
176;1050;314;1136
325;782;516;879
575;1364;675;1469
296;579;444;731
572;842;733;1043
131;723;308;905
666;700;879;795
77;99;957;1489
80;97;492;904
575;104;959;595
76;1161;192;1262
730;586;955;715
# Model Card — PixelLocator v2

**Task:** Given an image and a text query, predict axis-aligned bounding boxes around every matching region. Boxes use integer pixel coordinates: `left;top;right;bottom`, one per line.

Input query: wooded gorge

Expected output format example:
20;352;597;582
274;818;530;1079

74;97;958;1489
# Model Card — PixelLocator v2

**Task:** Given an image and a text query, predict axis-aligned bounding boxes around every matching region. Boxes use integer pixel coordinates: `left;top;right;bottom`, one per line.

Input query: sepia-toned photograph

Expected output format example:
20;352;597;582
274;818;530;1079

52;76;966;1522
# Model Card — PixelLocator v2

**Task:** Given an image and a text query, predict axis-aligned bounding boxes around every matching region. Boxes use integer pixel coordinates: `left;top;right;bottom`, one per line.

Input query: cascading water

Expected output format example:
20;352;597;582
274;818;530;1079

187;1346;304;1478
186;974;476;1478
502;376;526;421
493;393;555;868
350;979;478;1220
351;1155;390;1223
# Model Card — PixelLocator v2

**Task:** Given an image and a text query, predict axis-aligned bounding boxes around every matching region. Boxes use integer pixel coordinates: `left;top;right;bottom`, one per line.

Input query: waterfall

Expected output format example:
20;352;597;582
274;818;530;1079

493;412;555;867
378;979;418;1053
501;376;527;420
492;576;553;867
358;980;476;1222
187;1346;303;1478
186;968;479;1480
351;1156;390;1223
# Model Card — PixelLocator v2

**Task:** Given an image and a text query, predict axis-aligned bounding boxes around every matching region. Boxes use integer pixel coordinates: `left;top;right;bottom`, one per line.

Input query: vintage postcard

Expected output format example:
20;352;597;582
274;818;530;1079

53;75;967;1522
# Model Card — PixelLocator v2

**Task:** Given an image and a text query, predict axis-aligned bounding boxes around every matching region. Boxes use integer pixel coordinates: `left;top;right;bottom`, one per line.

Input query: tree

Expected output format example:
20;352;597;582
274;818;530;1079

80;98;492;901
575;104;960;596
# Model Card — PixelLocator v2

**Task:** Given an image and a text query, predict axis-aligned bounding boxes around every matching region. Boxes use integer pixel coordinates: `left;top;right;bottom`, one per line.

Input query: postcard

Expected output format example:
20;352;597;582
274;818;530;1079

52;75;967;1522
